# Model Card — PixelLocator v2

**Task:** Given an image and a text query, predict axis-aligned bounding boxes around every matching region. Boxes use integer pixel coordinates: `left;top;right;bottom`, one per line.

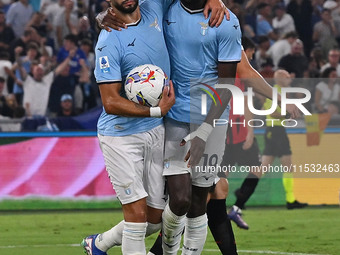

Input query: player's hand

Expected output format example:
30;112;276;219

286;104;300;119
204;0;230;27
242;131;254;150
158;80;175;116
96;7;127;32
181;136;206;168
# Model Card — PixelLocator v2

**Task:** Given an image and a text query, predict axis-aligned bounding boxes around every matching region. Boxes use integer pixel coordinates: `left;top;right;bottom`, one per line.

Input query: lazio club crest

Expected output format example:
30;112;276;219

199;22;209;36
150;18;161;32
124;187;131;195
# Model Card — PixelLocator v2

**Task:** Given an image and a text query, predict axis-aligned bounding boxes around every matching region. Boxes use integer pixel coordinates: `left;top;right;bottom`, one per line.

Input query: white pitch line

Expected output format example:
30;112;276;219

205;249;330;255
0;244;330;255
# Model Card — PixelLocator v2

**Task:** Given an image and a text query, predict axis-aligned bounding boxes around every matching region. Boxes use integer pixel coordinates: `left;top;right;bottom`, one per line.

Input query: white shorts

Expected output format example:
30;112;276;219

98;124;166;209
163;118;227;187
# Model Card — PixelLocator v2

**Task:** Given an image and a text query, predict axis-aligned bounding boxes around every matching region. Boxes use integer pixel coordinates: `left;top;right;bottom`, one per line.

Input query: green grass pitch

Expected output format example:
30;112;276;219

1;207;339;255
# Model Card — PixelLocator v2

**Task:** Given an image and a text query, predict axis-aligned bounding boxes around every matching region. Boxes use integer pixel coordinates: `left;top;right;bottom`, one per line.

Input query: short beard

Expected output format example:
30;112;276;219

114;0;138;14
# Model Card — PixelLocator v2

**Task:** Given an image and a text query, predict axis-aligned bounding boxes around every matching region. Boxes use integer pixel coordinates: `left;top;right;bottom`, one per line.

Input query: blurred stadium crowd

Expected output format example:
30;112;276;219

0;0;340;131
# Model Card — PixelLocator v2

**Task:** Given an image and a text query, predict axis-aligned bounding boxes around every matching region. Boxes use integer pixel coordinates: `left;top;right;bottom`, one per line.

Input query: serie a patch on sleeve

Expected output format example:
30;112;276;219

99;56;110;73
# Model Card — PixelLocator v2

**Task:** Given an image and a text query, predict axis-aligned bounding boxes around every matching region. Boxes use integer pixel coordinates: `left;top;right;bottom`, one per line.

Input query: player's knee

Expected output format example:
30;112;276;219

131;209;147;222
169;192;191;215
123;201;148;222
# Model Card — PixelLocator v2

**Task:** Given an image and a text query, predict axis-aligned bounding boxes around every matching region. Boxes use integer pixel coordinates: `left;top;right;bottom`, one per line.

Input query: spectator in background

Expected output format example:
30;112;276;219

48;57;74;116
287;0;313;57
267;31;298;69
230;2;256;41
309;47;326;77
26;12;53;43
313;8;338;58
278;39;308;79
76;0;88;18
29;0;42;12
9;43;40;105
272;3;296;38
42;0;66;50
0;0;12;13
254;36;271;69
57;34;86;76
77;16;96;44
5;0;34;38
0;52;12;95
9;27;38;62
80;38;94;71
18;61;54;117
311;0;324;26
259;58;275;79
314;67;340;113
57;93;76;117
0;76;13;117
96;0;109;14
78;56;97;112
256;3;279;44
326;0;340;41
0;10;15;53
79;38;97;111
57;34;87;113
320;48;340;77
55;0;78;49
0;76;25;118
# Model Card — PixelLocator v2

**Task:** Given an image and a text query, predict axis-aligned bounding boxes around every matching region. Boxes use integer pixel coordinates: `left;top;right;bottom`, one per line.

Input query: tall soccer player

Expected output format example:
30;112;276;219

160;1;241;254
81;0;175;254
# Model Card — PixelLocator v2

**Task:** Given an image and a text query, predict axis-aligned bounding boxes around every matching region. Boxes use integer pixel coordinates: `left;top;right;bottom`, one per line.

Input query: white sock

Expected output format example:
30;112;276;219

122;221;147;255
94;220;160;252
95;220;124;251
162;204;186;255
182;214;208;255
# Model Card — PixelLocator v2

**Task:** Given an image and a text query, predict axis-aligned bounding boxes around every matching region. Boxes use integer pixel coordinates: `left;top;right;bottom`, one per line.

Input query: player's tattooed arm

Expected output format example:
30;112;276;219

204;0;230;27
96;8;126;32
98;81;175;117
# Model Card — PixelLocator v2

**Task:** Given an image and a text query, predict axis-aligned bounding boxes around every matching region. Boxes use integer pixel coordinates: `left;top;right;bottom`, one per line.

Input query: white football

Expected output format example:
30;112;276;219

124;64;169;107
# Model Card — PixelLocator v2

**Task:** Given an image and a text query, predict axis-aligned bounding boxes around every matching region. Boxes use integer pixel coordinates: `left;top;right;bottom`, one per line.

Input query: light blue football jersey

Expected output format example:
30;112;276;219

94;0;171;136
164;1;242;124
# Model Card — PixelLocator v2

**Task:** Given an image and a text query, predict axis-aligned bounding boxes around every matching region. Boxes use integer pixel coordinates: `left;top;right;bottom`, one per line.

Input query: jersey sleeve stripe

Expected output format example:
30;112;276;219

97;80;122;85
218;59;241;63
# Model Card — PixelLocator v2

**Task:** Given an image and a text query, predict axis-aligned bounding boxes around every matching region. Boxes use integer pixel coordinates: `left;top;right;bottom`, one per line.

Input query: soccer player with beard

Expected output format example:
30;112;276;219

81;0;175;254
